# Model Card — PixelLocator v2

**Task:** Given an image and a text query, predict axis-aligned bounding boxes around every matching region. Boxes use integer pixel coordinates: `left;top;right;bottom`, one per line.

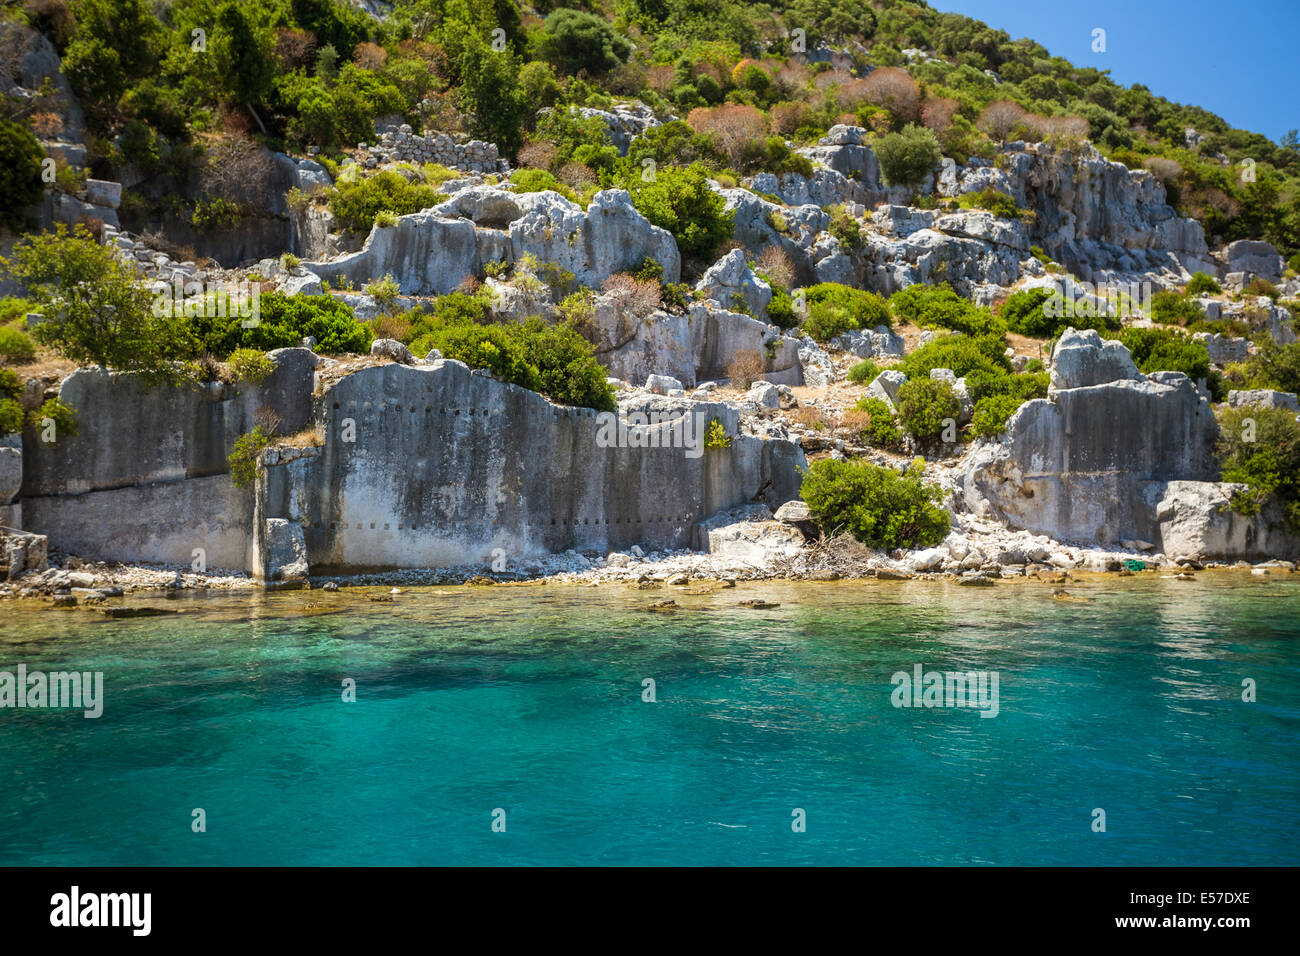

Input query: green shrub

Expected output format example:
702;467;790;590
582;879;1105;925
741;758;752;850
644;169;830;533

1150;290;1204;326
828;207;863;250
0;119;44;231
0;398;22;437
325;170;445;234
899;333;1011;380
0;325;37;363
847;359;881;383
969;393;1028;439
704;417;731;449
409;309;614;412
228;425;273;488
510;317;616;412
957;187;1021;220
800;458;951;550
190;292;372;357
622;163;733;258
998;287;1056;337
896;378;961;440
802;283;892;343
1246;340;1300;394
227;348;275;384
30;397;78;440
890;284;1001;336
1185;272;1222;296
766;287;797;329
541;8;631;74
872;124;942;189
1114;327;1211;382
803;301;855;342
855;395;904;447
4;225;192;382
1216;405;1300;526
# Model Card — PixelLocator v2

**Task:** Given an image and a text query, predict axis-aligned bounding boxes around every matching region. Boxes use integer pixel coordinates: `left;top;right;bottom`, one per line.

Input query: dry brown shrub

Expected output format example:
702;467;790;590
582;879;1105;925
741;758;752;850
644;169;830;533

558;161;596;189
837;407;870;433
774;61;809;95
456;274;482;294
686;103;767;167
275;28;317;69
353;42;387;71
755;245;795;290
1025;114;1089;145
369;312;412;342
921;97;959;137
815;69;854;91
200;133;275;205
646;64;675;93
978;99;1029;144
792;405;832;431
253;406;283;436
860;67;920;123
725;349;766;389
1143;157;1182;183
28;110;63;139
601;273;661;317
769;101;809;135
24;0;75;49
517;139;557;170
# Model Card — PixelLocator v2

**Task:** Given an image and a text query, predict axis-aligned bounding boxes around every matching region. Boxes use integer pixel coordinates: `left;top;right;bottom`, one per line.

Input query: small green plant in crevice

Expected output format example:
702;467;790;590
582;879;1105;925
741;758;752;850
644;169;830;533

227;348;276;385
704;417;732;449
29;398;79;441
0;368;24;437
228;426;274;488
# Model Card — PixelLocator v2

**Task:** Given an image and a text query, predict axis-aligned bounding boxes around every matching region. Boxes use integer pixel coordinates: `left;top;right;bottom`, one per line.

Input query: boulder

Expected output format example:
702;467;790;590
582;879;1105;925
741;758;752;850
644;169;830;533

958;332;1218;546
370;338;416;365
1049;328;1141;390
866;369;907;409
695;249;772;321
1225;240;1284;282
645;374;684;395
1226;389;1299;411
747;382;780;408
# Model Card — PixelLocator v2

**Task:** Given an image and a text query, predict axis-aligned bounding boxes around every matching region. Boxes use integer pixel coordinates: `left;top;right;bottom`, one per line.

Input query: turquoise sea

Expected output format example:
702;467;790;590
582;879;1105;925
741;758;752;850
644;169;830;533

1;574;1297;866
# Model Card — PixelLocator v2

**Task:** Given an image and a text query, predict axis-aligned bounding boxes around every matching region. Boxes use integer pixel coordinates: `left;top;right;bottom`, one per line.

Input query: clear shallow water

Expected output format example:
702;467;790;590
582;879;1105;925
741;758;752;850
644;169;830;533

1;575;1297;866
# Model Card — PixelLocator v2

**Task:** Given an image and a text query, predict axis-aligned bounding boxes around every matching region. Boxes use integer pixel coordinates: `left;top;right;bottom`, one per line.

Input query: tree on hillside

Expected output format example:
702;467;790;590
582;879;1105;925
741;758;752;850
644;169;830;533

1;225;192;380
455;29;529;157
873;124;941;189
978;99;1028;146
0;120;45;231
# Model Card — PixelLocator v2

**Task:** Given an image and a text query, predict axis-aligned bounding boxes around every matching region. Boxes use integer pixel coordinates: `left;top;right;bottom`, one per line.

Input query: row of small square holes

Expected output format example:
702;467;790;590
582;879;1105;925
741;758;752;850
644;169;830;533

311;514;694;531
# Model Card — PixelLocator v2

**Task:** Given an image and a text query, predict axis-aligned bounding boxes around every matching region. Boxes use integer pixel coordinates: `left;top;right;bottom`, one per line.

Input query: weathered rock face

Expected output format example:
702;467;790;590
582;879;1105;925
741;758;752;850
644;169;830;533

577;103;661;155
1148;480;1300;561
305;212;479;295
582;299;803;388
938;142;1215;281
16;350;317;569
1049;328;1140;390
260;361;806;572
1227;389;1299;411
1224;240;1285;282
695;249;772;321
958;330;1219;546
305;187;679;294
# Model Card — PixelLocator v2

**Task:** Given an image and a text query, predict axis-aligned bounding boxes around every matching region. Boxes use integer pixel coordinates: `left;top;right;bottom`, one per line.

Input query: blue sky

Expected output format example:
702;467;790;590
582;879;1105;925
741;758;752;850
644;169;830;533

932;0;1299;144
